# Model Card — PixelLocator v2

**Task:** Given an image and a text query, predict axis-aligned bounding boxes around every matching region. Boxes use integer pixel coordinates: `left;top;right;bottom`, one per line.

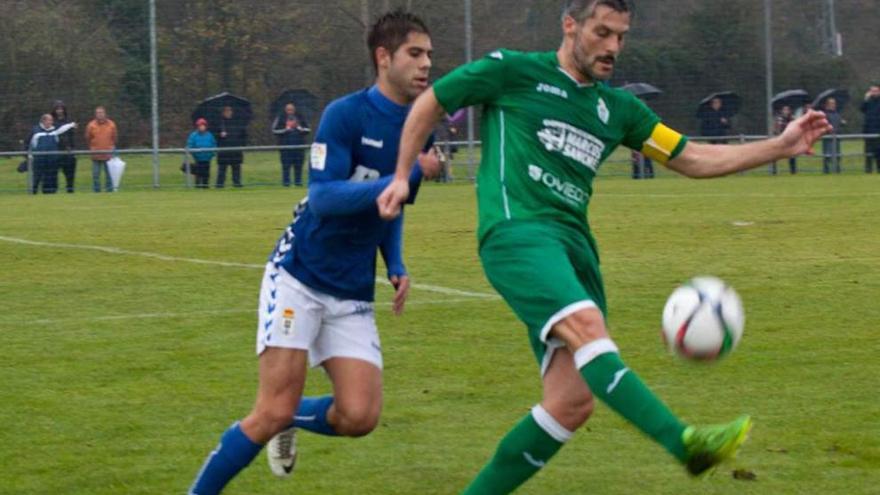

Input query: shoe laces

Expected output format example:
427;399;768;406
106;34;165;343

275;431;293;459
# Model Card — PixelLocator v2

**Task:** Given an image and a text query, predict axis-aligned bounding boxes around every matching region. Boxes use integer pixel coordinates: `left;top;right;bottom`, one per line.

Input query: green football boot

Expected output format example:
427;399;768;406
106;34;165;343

682;415;753;476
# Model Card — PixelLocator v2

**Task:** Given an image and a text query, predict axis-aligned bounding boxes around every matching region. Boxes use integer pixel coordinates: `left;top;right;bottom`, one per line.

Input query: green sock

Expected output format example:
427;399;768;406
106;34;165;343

462;406;570;495
575;338;687;461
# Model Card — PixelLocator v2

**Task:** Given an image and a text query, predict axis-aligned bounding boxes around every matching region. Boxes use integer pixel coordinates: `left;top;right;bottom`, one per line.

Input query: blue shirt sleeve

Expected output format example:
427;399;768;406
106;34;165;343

379;211;405;277
186;132;196;149
309;167;423;218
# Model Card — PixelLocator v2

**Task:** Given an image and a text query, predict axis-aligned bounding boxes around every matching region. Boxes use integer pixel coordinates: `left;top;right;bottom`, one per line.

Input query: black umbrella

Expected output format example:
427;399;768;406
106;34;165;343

191;92;253;128
697;91;741;117
270;89;319;123
812;88;850;111
772;89;811;112
621;82;663;100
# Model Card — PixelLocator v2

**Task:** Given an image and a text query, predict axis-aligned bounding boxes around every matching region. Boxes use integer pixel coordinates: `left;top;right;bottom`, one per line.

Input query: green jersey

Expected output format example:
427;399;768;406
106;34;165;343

433;49;687;242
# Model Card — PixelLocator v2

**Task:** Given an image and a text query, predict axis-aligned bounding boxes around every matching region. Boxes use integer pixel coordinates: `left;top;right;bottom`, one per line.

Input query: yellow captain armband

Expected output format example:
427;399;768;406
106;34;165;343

640;123;688;165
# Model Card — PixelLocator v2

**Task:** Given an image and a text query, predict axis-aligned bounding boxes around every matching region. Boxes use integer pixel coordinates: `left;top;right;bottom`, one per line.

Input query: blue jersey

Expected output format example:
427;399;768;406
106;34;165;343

269;85;429;302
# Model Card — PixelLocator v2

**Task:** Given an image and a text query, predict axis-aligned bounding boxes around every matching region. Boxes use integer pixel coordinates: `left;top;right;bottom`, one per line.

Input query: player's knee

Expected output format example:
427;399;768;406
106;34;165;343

544;394;594;430
566;394;595;427
335;404;380;437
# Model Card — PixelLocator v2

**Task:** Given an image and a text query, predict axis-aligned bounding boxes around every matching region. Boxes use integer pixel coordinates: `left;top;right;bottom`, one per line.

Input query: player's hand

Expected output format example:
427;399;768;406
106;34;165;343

779;110;833;157
390;275;410;316
417;147;444;180
377;178;410;220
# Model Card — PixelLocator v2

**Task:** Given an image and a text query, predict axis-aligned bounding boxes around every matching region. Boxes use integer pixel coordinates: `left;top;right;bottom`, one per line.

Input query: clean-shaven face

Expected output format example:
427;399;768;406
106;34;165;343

568;5;630;81
385;32;433;103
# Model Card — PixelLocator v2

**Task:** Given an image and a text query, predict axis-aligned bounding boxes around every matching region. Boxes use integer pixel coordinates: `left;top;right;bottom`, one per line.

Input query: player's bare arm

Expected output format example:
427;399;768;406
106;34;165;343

378;87;445;219
668;110;832;178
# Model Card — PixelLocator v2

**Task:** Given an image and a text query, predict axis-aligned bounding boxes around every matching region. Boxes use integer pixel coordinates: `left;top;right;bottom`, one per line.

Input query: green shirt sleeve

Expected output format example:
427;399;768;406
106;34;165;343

433;50;510;114
620;93;662;151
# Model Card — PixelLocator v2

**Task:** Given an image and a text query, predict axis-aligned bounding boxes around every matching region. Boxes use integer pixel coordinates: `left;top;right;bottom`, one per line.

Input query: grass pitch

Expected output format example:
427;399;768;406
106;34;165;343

1;173;878;494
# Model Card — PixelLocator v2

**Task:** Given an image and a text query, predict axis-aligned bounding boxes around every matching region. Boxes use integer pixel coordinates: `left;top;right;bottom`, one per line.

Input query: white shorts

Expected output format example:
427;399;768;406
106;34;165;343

256;263;382;369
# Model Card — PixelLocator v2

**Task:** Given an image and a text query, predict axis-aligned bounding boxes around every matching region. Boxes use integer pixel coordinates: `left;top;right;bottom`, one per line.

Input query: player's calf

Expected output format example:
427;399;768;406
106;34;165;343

541;345;595;431
242;404;299;444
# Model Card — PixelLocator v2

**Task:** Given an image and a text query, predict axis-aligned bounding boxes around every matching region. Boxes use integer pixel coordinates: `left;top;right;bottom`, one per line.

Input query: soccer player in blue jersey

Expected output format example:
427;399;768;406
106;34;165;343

189;10;439;494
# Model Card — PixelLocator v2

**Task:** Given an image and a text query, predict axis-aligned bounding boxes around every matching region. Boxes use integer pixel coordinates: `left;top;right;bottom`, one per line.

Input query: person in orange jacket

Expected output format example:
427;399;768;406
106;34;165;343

85;106;118;192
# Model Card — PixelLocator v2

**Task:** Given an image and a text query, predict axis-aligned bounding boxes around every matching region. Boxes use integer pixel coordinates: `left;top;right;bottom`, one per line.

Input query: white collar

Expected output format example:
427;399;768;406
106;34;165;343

557;66;594;88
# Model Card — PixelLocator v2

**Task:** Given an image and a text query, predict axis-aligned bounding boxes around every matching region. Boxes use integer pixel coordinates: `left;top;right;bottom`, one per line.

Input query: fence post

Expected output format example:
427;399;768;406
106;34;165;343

183;151;192;189
26;151;33;194
834;133;841;173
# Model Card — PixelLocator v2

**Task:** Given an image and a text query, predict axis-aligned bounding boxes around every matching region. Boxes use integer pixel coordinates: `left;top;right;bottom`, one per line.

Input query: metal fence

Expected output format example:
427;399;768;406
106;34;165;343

3;132;878;194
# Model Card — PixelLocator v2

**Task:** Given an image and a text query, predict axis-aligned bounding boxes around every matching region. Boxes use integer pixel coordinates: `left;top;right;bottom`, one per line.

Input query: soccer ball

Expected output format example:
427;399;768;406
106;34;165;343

661;276;744;361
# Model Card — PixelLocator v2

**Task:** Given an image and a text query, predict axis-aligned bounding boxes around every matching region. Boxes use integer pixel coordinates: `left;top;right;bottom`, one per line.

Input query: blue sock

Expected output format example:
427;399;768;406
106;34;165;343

189;421;263;495
291;395;338;436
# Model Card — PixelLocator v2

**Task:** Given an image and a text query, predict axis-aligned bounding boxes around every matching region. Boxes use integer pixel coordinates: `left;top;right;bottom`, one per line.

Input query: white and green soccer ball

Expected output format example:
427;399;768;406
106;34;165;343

661;276;745;361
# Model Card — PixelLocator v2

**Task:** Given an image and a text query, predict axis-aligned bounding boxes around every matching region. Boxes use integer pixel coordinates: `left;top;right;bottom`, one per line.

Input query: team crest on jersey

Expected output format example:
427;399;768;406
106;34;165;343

536;119;606;171
528;164;543;181
597;98;610;124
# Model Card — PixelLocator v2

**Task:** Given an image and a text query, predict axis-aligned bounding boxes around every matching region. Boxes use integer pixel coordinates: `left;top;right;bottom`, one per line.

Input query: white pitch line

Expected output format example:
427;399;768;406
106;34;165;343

6;298;498;326
375;277;499;299
0;235;500;300
0;236;261;269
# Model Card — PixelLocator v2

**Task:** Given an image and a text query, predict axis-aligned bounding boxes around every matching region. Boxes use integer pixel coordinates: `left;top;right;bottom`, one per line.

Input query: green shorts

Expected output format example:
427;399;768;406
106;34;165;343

479;220;607;375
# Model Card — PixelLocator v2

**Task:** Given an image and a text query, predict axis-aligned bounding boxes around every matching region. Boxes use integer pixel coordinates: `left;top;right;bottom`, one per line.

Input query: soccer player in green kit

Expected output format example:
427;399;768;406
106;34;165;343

378;0;833;492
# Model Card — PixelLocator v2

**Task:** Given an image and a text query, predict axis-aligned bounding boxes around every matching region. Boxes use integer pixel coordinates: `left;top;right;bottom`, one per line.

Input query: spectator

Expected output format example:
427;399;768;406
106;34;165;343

186;118;217;189
215;106;247;188
771;105;797;175
699;97;730;144
631;151;654;179
861;85;880;173
272;103;310;187
433;119;457;182
85;106;118;192
51;101;77;192
26;114;76;194
821;97;846;174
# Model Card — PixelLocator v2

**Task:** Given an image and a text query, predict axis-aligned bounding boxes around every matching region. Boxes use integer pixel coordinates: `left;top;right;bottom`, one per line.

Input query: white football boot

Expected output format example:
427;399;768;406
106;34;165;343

267;427;298;478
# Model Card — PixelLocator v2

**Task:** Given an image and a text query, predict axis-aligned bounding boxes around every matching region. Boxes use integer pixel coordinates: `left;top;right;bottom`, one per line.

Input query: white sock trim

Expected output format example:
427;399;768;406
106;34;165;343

573;338;619;369
531;405;574;443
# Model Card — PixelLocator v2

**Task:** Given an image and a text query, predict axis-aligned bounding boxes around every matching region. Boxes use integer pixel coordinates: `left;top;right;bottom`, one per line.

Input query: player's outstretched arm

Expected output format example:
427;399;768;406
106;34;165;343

668;110;832;178
378;88;446;220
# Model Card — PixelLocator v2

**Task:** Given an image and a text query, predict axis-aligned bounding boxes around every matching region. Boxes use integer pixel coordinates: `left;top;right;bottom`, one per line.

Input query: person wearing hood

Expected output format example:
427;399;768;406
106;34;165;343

51;101;77;192
26;113;77;194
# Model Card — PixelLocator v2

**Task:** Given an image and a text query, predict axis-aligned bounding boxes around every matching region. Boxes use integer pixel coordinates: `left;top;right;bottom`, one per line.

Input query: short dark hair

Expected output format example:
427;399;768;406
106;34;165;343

562;0;632;23
367;9;430;73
